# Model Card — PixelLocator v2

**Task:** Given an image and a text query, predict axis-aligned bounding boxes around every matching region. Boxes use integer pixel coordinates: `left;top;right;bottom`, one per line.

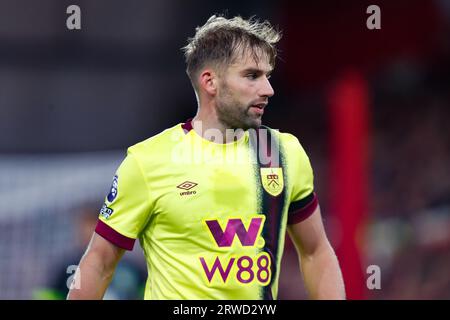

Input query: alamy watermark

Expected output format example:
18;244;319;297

66;5;81;30
64;5;380;32
170;121;281;166
366;5;381;30
66;264;81;290
366;264;381;290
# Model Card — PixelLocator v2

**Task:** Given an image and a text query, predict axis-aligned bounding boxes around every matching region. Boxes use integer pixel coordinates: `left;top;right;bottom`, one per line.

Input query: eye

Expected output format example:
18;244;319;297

246;73;258;80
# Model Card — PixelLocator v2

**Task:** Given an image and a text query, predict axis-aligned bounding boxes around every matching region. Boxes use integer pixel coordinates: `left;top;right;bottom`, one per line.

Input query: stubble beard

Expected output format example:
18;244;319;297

215;85;262;131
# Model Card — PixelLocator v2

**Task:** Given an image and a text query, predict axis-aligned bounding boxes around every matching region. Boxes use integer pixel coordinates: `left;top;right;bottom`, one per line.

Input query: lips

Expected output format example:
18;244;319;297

251;101;267;109
249;101;267;115
250;104;265;115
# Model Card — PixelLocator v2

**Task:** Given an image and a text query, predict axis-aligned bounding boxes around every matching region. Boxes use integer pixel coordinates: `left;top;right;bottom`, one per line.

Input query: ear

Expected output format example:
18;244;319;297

198;69;218;96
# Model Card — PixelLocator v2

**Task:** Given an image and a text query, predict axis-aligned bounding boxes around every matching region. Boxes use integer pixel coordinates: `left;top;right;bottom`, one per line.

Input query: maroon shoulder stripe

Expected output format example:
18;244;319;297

95;220;135;251
287;193;319;225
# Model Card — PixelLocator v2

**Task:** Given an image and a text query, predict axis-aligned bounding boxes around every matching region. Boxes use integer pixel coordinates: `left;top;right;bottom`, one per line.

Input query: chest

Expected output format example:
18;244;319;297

148;161;260;227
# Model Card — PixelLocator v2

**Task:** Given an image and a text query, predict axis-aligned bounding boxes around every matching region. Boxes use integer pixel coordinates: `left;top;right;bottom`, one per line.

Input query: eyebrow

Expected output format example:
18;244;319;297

240;68;273;76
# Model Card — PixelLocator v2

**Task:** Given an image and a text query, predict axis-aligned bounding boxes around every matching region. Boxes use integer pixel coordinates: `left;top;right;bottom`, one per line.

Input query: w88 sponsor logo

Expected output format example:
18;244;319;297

199;252;271;285
199;215;272;285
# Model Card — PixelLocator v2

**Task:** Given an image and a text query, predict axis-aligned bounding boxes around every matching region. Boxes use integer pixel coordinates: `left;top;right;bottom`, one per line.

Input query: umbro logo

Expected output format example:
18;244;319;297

177;181;198;196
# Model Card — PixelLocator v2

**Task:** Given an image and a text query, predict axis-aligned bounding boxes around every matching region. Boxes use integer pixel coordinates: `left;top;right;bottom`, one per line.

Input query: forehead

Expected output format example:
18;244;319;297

228;47;272;72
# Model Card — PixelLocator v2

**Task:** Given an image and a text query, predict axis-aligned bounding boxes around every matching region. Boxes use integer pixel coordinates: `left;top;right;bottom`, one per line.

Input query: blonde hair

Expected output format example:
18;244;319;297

182;15;281;87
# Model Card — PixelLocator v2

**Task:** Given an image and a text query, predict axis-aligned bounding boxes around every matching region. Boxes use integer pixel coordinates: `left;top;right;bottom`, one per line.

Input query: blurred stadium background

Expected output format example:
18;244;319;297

0;0;449;299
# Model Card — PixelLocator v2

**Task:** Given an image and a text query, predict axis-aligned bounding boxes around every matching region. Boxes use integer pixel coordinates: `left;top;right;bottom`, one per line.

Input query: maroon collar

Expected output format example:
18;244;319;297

181;118;193;133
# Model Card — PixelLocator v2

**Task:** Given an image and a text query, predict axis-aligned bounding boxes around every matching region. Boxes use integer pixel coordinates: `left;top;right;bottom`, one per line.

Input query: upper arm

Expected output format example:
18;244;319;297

67;232;125;299
80;233;126;276
287;205;330;257
87;232;126;265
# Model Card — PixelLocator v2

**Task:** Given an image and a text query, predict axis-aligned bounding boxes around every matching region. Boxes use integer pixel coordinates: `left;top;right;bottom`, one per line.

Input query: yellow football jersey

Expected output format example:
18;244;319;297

96;120;318;299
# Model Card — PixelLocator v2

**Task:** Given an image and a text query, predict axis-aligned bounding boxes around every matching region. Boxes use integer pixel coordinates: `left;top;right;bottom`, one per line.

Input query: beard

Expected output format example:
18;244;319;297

215;85;262;130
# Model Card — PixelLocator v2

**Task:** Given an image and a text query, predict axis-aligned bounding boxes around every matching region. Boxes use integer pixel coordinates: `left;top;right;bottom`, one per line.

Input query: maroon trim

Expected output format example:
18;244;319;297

95;220;135;251
181;118;193;133
287;194;319;225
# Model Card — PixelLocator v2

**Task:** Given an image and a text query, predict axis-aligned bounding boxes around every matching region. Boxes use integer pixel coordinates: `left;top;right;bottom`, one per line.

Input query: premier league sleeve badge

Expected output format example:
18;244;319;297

107;175;119;203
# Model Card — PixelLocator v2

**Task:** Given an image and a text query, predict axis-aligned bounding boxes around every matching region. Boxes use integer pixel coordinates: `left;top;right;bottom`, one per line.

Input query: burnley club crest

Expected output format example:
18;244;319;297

260;168;284;197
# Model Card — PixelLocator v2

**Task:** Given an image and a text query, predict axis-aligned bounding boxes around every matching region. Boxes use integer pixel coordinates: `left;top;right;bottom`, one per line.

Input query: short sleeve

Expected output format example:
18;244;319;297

283;134;319;225
95;151;153;250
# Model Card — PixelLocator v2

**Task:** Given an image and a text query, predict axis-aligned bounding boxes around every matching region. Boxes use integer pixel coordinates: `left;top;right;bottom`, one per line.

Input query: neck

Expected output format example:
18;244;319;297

191;103;245;144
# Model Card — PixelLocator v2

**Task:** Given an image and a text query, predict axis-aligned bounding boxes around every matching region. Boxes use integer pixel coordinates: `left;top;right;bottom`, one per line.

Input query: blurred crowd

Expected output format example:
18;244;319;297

367;69;450;299
276;53;450;299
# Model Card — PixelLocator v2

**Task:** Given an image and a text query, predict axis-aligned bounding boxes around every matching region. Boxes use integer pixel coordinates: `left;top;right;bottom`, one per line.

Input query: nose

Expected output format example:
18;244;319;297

259;76;274;98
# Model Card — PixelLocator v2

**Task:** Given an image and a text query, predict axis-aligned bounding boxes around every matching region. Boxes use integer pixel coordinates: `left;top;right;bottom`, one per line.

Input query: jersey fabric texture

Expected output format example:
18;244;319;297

95;120;318;300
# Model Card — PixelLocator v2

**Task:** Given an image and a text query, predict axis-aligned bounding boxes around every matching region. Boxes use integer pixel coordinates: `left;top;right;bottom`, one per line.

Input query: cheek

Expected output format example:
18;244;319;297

234;83;255;100
228;77;255;93
221;79;255;104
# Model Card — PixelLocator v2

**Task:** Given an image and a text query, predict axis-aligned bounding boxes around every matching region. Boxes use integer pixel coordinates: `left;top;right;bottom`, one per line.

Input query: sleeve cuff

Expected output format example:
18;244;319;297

95;220;136;251
287;192;319;225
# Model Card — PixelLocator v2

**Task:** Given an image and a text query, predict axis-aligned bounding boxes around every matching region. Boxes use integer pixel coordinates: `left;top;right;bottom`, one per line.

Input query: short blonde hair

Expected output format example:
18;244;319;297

182;15;281;86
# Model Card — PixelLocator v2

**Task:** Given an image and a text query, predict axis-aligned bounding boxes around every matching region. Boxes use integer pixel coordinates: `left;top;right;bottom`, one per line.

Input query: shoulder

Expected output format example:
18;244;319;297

262;127;307;155
127;123;183;159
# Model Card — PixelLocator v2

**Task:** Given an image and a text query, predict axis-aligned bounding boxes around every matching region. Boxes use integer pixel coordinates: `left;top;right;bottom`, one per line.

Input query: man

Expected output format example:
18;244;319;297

68;15;345;300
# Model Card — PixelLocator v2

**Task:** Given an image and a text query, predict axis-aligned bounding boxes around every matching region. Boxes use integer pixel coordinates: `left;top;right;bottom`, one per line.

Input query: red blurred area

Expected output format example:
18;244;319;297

328;70;370;299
